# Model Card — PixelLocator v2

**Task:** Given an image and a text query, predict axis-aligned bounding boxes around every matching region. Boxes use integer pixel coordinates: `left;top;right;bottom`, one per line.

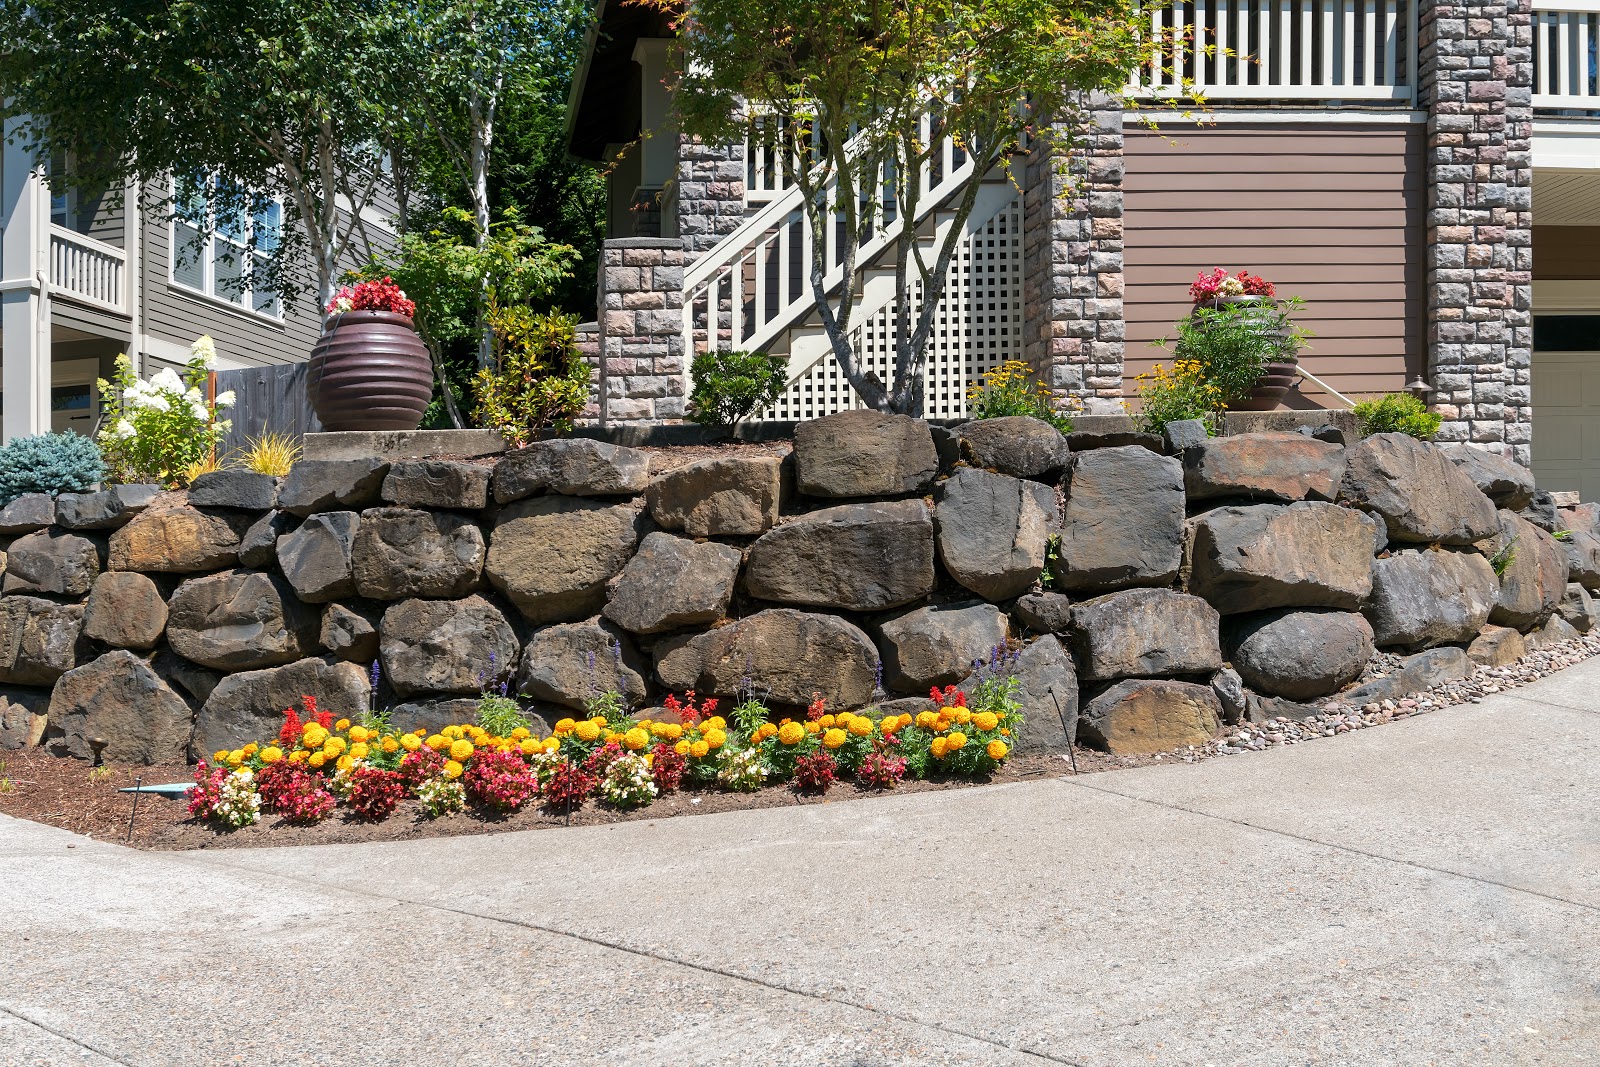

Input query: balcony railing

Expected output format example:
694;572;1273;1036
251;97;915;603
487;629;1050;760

1134;0;1415;101
1534;1;1600;109
48;225;126;313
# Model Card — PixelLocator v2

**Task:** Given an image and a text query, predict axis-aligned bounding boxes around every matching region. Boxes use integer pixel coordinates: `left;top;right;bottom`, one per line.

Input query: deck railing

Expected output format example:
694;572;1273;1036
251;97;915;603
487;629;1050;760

48;225;126;313
1533;1;1600;109
1134;0;1415;101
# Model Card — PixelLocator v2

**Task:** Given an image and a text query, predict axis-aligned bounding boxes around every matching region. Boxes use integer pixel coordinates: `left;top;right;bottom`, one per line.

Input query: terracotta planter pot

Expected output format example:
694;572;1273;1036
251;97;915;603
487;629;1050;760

1232;360;1302;411
307;311;433;432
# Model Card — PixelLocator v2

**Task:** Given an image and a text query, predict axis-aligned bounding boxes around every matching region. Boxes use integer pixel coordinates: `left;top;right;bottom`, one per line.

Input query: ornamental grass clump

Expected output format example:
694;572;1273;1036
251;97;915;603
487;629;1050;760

1352;393;1442;440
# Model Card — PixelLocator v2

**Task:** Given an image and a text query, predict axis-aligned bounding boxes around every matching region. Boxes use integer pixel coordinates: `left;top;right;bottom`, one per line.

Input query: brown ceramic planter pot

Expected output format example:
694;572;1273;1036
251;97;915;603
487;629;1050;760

307;311;433;432
1232;360;1302;411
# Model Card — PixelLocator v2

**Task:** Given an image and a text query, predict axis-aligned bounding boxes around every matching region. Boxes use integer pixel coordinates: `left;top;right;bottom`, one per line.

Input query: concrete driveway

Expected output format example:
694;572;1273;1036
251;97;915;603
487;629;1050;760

3;659;1598;1067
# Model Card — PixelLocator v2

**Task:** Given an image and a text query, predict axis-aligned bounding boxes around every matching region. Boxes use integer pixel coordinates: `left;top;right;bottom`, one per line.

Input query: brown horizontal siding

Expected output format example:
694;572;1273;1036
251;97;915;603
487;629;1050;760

1123;123;1424;404
1533;226;1600;280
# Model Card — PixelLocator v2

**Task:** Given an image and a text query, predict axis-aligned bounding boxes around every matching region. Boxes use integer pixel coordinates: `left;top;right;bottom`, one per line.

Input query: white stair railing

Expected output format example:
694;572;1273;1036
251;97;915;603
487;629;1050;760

49;225;127;313
1134;0;1415;101
1533;1;1600;109
683;110;977;363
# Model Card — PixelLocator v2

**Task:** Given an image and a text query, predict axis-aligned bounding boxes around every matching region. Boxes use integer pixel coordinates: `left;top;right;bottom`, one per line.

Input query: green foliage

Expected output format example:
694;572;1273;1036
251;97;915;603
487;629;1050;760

729;698;771;740
476;694;531;738
1352;393;1443;440
1132;360;1224;438
584;690;631;733
965;359;1074;432
0;433;103;505
1554;529;1574;543
688;350;789;428
1490;536;1519;577
472;307;591;446
1039;535;1061;590
96;339;230;487
1158;300;1307;405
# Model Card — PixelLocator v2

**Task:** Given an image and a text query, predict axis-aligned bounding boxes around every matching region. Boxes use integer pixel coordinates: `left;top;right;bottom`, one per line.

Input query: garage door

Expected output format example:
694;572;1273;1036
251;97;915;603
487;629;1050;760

1531;342;1600;503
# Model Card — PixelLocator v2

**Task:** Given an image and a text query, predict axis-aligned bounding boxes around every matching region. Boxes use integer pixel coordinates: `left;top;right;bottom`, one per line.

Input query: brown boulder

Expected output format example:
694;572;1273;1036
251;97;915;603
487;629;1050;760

792;410;939;498
81;571;168;650
108;505;250;572
1339;432;1499;545
1078;680;1222;756
46;651;192;764
351;507;485;600
1182;432;1345;503
1486;510;1568;632
2;528;101;596
166;569;319;671
655;608;879;708
485;496;643;623
0;597;83;686
378;595;520;697
744;500;936;612
646;455;782;537
1187;502;1376;615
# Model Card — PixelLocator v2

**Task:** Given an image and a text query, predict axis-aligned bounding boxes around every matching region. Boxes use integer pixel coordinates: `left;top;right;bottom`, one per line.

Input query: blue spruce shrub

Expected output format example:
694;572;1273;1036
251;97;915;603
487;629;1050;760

0;432;104;505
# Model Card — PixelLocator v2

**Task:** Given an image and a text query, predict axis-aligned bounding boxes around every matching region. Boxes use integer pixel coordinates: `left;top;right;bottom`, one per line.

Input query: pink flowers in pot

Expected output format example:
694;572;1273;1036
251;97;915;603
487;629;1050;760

326;276;416;318
1189;267;1277;305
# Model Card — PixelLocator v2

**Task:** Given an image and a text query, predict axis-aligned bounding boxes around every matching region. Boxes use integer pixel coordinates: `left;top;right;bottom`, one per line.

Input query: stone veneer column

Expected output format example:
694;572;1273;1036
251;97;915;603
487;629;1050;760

1022;96;1127;414
1420;0;1535;463
676;133;746;255
597;238;688;423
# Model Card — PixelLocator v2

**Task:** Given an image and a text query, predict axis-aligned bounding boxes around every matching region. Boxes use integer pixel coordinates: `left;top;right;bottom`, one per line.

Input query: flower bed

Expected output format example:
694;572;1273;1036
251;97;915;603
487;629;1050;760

187;658;1025;832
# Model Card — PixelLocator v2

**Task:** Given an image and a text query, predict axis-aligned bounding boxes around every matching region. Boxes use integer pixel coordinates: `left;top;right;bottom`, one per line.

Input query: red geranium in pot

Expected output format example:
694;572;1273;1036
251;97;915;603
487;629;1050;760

1187;267;1305;411
307;277;433;431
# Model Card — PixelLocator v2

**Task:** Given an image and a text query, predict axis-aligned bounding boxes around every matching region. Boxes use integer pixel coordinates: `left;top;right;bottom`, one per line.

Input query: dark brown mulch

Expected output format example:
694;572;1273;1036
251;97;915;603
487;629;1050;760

0;744;1165;852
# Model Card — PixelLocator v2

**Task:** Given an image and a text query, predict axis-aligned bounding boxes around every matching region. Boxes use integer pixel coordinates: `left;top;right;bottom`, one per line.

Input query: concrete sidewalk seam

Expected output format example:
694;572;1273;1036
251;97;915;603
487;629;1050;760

0;1001;134;1066
171;851;1089;1067
1495;691;1600;716
1055;777;1600;915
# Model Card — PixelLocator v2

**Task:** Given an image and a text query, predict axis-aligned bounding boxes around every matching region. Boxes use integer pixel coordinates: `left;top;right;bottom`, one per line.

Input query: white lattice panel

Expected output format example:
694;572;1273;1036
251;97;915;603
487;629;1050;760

764;189;1023;421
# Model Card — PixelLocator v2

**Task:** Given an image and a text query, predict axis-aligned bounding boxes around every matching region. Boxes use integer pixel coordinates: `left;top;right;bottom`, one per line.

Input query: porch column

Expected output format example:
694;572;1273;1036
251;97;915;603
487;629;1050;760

1022;94;1127;415
676;130;745;256
597;237;689;424
1419;0;1535;463
0;121;51;441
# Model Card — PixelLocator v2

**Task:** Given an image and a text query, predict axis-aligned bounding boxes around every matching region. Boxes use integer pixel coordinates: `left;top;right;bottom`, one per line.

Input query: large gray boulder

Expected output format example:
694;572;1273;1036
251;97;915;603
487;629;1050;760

0;493;55;534
1562;528;1600;592
45;651;191;765
1054;446;1184;592
1336;647;1472;706
1364;548;1498;650
491;439;650;502
1011;634;1079;750
655;608;879;708
0;597;83;686
957;416;1069;479
1527;613;1583;649
1187;502;1376;614
56;485;160;530
602;532;741;635
195;658;370;756
1559;582;1596;634
743;500;935;612
1224;609;1375;701
1440;444;1536;510
935;468;1057;601
186;470;279;511
792;410;939;498
239;509;295;568
351;507;485;600
646;455;782;537
81;571;167;651
166;569;318;671
2;528;100;596
1467;625;1526;667
1182;433;1345;503
1068;589;1222;682
107;505;251;572
0;687;48;750
378;595;520;697
278;457;390;516
319;602;381;663
388;697;500;737
518;616;649;710
878;602;1008;692
275;511;360;603
1078;680;1222;756
1521;492;1562;534
484;496;642;624
1012;591;1074;634
1487;509;1567;631
1339;432;1499;545
381;460;491;510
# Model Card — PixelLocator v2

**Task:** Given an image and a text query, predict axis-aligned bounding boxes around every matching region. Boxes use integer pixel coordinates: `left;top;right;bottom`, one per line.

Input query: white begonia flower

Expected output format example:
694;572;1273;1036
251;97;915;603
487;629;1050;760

191;335;217;369
214;390;236;409
332;296;354;313
150;368;184;394
112;418;137;441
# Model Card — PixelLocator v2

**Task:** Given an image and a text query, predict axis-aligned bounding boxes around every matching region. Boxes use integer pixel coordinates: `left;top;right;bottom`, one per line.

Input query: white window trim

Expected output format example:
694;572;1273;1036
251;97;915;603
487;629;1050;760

169;176;286;323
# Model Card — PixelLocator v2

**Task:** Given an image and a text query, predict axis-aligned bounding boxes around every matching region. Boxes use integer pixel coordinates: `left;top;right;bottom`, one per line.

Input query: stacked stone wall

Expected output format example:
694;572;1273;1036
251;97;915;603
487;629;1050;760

3;414;1591;761
597;238;689;423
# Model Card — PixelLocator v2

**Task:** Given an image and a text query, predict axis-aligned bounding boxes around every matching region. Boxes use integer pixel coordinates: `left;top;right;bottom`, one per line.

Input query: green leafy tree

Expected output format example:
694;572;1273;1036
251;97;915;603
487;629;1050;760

655;0;1160;415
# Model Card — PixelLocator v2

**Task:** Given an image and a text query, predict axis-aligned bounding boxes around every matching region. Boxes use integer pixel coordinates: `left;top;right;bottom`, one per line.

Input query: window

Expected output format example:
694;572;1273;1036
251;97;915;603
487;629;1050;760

171;174;283;318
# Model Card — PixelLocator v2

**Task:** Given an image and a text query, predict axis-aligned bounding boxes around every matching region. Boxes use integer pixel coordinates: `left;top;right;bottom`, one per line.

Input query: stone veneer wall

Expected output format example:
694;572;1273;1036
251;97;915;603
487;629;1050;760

2;415;1591;763
1419;0;1535;462
676;133;746;255
597;238;689;423
1021;96;1128;414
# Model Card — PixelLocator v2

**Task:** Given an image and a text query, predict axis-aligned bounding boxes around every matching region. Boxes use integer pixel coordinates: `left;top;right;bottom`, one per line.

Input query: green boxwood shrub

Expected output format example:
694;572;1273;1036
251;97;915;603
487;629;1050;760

0;432;103;505
688;350;788;428
1352;393;1442;440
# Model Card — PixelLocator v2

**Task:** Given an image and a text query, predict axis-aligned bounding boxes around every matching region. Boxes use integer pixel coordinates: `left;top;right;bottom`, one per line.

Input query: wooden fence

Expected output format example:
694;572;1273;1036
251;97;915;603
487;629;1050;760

215;363;321;456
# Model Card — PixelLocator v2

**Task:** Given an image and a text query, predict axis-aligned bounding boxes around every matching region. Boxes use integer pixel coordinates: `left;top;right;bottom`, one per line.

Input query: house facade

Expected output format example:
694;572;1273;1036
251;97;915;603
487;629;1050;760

0;120;371;443
567;0;1600;500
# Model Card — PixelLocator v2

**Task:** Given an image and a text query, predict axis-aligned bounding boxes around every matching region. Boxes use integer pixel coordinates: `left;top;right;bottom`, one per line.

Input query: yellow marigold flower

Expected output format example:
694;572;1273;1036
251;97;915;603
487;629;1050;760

324;736;346;756
301;726;326;748
704;716;725;731
947;731;968;750
511;726;530;741
442;725;463;740
241;742;258;755
1001;727;1011;737
805;721;820;735
604;731;621;744
819;714;835;728
225;750;244;768
954;708;972;725
574;721;601;742
554;718;576;735
381;737;399;754
213;749;229;763
650;722;670;738
835;711;854;726
674;739;691;756
519;738;539;756
288;749;308;764
308;752;327;769
348;725;369;743
336;754;355;772
335;718;351;731
637;718;654;728
689;740;710;759
973;711;1000;732
704;728;727;749
759;722;779;740
588;716;606;728
822;728;847;749
449;739;475;762
665;723;684;740
930;737;948;758
848;716;872;737
443;759;463;780
777;722;805;745
349;742;369;760
915;710;939;729
987;740;1009;760
543;738;560;753
880;717;901;736
259;746;284;764
623;727;649;751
